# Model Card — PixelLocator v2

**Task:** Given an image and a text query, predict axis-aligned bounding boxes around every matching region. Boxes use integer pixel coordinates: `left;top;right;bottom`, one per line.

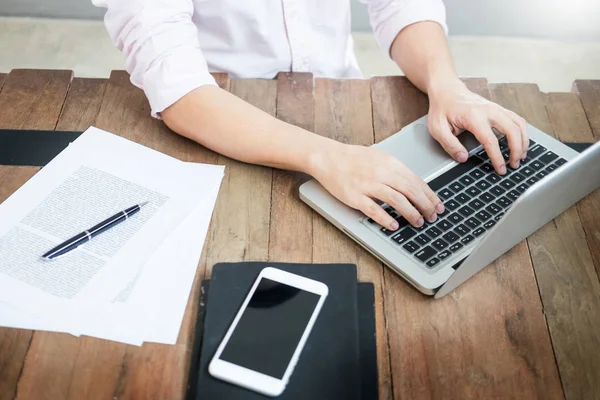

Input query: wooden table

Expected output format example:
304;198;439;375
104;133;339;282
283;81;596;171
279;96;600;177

0;69;599;400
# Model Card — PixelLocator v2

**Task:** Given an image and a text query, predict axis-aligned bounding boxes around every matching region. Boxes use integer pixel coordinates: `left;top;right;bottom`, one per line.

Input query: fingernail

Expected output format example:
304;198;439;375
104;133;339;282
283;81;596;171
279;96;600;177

513;160;520;169
428;213;438;223
455;151;468;163
390;221;399;230
436;203;445;214
416;217;424;227
499;164;507;175
522;152;527;160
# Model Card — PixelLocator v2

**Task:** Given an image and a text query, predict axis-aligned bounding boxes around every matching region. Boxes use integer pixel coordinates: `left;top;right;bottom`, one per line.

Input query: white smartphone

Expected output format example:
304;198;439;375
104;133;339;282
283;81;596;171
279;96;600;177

208;267;329;397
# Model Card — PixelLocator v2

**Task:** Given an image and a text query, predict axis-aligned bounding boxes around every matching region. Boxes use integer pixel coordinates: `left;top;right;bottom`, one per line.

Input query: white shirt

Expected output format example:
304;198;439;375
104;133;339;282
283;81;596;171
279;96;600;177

92;0;447;117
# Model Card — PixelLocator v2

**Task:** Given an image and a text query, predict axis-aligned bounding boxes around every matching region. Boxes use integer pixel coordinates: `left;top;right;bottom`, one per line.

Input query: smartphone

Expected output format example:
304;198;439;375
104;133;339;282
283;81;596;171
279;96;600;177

208;267;329;397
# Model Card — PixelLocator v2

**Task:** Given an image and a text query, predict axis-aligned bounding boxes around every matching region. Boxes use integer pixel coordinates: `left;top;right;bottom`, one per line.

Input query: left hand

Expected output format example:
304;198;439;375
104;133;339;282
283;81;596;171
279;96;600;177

427;79;529;175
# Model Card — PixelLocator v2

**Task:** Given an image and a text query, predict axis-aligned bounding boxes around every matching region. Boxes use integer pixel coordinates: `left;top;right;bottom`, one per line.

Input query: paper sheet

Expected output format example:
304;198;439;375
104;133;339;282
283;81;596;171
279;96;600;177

0;127;224;345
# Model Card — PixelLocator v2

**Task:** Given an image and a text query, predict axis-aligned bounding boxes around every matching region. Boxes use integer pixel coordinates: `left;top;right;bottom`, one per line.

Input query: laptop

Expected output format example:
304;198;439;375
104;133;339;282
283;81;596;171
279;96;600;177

299;116;600;298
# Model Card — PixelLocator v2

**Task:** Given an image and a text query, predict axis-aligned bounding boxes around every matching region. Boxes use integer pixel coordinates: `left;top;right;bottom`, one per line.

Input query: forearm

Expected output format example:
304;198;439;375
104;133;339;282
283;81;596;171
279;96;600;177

390;21;461;95
161;85;337;174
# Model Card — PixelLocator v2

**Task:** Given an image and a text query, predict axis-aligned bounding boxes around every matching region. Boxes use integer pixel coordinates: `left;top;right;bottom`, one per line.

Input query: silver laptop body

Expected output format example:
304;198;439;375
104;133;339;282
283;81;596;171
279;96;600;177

299;116;600;298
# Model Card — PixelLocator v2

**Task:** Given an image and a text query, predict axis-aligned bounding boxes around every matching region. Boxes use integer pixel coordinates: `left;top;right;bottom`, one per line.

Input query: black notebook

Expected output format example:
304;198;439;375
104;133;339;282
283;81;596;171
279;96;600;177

188;262;378;400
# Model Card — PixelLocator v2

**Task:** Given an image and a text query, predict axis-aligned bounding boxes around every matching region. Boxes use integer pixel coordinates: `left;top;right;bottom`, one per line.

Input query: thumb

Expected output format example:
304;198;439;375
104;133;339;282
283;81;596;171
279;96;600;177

429;117;468;163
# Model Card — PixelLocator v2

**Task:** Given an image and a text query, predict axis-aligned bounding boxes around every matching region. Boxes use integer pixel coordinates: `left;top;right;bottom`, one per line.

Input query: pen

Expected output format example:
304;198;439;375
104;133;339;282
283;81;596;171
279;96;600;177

42;201;149;260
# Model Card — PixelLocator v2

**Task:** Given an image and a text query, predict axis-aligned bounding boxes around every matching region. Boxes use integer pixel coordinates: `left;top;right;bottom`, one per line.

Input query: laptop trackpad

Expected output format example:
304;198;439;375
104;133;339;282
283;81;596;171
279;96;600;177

373;123;482;179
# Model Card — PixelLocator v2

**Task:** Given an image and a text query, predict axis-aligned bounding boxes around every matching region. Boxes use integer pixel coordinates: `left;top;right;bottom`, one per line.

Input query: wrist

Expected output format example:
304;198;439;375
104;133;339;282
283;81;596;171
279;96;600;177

304;137;344;179
427;74;465;99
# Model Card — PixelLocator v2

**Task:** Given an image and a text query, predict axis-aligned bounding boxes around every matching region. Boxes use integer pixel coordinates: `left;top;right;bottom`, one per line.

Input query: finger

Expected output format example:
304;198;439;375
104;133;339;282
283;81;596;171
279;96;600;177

359;196;399;231
429;117;468;162
490;111;523;169
464;117;506;175
373;185;424;227
421;180;445;215
387;172;438;223
510;112;529;159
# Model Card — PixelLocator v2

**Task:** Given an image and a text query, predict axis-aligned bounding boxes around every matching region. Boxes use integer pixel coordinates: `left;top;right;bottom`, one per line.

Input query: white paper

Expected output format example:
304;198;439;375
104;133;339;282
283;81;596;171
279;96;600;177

0;127;224;344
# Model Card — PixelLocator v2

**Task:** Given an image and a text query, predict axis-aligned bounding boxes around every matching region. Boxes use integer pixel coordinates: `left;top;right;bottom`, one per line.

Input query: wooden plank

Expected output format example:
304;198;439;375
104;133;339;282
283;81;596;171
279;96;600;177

536;92;600;400
201;78;276;278
369;76;562;399
55;78;107;132
0;69;73;400
270;72;314;262
572;80;600;139
312;78;393;400
0;69;73;130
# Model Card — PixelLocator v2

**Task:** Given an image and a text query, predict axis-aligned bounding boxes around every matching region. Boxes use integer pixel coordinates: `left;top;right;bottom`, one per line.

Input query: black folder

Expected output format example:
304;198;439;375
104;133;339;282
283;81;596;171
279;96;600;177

186;262;378;400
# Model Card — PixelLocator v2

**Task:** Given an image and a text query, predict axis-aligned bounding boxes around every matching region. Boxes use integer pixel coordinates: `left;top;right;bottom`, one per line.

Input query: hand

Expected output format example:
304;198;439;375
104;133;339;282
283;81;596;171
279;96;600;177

427;79;529;174
309;142;445;230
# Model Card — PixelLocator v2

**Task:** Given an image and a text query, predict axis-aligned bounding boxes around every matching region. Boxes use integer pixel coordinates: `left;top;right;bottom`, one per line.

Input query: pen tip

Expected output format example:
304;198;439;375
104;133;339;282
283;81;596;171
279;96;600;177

139;201;149;207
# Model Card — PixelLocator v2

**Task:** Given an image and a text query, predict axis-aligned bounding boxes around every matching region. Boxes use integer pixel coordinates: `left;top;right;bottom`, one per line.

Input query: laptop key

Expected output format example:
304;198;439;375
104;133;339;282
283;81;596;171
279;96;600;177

438;250;452;260
510;173;526;183
472;227;486;237
454;224;470;236
555;158;567;167
444;198;460;211
486;203;502;214
470;169;486;179
432;239;449;250
479;192;496;203
480;163;494;173
475;180;492;191
501;150;511;161
403;241;419;254
475;210;492;221
526;176;539;185
447;212;464;224
486;174;501;184
539;151;559;164
455;193;472;204
437;219;454;231
530;160;545;170
468;199;485;210
461;235;475;245
528;144;547;158
381;226;399;236
426;257;441;268
415;246;436;262
520;166;535;177
425;226;443;239
449;242;464;252
427;158;482;191
442;231;460;244
438;188;454;200
448;182;465;192
392;228;416;244
536;170;548;180
507;190;521;201
414;234;431;246
499;180;516;190
490;186;506;196
494;212;505;221
545;164;557;173
465;217;481;229
459;175;476;186
516;183;529;193
458;205;475;217
465;186;482;197
483;220;496;229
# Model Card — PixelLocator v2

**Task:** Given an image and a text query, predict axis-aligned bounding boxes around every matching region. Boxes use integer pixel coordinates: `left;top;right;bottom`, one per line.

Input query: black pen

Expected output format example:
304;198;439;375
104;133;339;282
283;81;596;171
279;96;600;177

42;202;148;260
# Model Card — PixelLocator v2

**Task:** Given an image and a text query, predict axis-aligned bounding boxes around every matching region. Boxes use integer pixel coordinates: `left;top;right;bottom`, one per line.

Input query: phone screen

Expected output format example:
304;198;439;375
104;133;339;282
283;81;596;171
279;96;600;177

219;277;321;379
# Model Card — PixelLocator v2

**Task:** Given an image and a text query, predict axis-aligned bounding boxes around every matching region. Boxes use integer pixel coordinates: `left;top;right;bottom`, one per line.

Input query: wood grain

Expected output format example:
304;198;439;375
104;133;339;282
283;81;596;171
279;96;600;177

0;73;6;92
572;80;600;139
535;92;600;400
55;78;107;132
201;79;276;278
0;69;73;400
0;69;73;130
371;77;562;399
270;72;314;262
312;78;393;400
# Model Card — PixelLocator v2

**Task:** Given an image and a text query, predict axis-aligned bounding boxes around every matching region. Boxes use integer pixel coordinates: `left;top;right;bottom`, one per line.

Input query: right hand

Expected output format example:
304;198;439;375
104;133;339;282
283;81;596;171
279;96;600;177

308;142;445;231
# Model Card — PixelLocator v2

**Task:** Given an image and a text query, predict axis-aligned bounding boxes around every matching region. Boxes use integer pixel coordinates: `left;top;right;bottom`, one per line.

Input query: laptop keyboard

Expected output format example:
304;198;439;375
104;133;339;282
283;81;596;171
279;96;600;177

365;137;568;269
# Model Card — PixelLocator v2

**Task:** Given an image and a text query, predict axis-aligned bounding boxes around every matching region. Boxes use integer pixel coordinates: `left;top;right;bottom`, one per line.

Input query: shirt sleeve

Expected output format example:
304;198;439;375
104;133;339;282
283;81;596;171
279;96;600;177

92;0;217;118
361;0;448;57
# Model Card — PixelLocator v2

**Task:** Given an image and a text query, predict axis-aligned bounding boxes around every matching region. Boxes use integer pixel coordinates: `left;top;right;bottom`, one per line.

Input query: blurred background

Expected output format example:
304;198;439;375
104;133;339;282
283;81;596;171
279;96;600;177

1;0;599;91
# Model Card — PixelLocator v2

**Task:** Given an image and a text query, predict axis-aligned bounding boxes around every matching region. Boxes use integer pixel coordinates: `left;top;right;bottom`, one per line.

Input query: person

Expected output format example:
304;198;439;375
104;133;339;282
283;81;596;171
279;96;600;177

92;0;528;232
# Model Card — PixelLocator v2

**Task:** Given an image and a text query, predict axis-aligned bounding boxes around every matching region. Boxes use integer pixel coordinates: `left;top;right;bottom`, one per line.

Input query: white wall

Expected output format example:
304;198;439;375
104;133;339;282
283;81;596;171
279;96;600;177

1;0;600;41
